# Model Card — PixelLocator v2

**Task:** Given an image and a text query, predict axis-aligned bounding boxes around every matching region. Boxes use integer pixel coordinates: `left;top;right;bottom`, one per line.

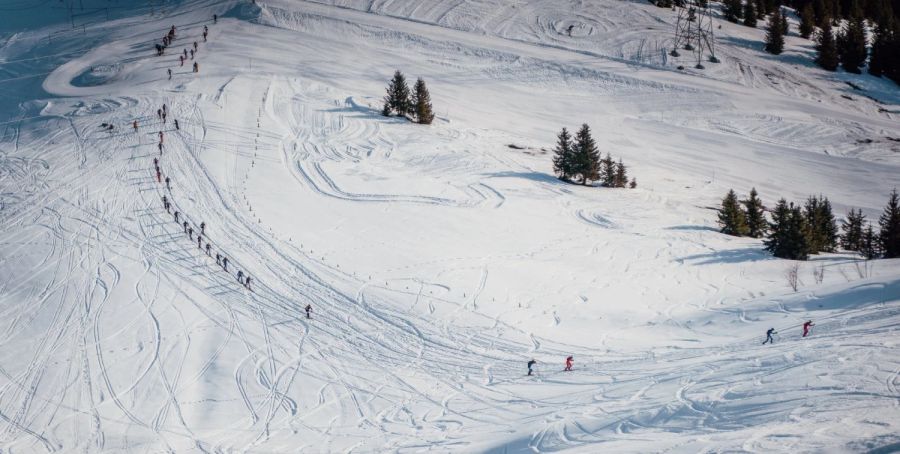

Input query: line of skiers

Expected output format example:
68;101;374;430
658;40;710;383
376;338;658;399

527;356;574;376
761;320;815;345
159;167;252;291
149;16;322;320
527;321;818;375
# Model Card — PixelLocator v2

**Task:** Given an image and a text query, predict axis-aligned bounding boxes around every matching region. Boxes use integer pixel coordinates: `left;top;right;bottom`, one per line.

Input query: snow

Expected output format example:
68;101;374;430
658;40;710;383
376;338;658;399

1;0;899;452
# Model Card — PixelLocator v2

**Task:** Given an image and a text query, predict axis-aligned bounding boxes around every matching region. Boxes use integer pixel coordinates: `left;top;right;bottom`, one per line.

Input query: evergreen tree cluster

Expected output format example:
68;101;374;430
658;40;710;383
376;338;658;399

717;188;768;238
382;70;435;125
801;0;900;82
552;124;635;188
719;188;900;261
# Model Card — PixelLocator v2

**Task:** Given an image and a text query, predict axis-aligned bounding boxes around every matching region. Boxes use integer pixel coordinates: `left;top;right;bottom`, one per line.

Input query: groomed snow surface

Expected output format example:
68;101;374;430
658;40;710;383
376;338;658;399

1;0;899;452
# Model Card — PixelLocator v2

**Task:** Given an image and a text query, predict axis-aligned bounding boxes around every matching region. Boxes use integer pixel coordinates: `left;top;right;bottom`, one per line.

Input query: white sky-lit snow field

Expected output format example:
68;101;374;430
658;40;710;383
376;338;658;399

1;0;899;451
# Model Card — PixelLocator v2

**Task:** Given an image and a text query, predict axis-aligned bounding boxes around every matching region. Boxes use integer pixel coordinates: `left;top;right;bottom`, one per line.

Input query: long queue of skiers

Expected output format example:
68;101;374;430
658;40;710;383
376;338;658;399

142;17;317;321
151;114;254;290
145;18;265;293
527;321;817;376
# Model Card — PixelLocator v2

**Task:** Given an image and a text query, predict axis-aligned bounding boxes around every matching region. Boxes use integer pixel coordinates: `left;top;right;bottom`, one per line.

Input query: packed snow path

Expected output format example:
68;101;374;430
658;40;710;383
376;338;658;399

1;0;899;452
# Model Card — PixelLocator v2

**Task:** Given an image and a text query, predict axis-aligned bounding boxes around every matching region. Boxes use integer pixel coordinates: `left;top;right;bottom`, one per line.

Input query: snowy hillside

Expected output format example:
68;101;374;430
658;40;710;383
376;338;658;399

1;0;899;452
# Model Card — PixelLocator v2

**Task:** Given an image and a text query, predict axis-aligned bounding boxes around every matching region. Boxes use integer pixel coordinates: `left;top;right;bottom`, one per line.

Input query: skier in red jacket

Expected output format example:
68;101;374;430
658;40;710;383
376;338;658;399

564;356;573;371
802;320;815;337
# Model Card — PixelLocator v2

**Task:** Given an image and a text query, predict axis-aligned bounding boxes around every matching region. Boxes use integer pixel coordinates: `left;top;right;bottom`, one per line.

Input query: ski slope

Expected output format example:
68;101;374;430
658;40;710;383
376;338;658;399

1;0;899;452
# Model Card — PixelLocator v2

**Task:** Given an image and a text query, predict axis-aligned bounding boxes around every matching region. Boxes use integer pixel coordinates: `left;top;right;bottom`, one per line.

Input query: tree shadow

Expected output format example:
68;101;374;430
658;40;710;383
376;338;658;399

678;247;773;264
667;225;719;232
486;170;579;186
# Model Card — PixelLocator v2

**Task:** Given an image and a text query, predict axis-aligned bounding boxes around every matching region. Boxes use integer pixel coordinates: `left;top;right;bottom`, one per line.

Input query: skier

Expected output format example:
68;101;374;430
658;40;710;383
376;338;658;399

167;68;172;80
213;14;217;24
527;359;537;376
203;30;208;42
157;108;162;119
156;168;161;183
183;48;188;59
762;328;777;345
802;320;815;337
205;243;211;256
190;49;194;59
237;270;244;283
204;25;208;34
153;157;159;168
180;55;184;66
215;253;221;264
245;276;252;290
305;304;312;319
200;222;206;235
182;221;188;232
222;256;228;271
564;356;573;372
162;104;167;115
159;131;164;143
165;176;171;190
174;210;180;222
188;227;193;240
133;120;138;131
174;119;180;130
158;142;163;154
193;41;198;51
193;62;198;73
162;111;167;122
162;195;169;211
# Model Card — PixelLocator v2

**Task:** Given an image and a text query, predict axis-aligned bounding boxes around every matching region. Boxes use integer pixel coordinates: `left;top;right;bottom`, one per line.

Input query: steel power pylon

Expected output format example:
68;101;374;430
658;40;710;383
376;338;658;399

670;0;719;69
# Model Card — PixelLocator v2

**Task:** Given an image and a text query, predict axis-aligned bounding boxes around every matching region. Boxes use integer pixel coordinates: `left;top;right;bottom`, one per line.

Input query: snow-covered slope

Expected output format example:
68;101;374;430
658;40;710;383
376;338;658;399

0;0;898;452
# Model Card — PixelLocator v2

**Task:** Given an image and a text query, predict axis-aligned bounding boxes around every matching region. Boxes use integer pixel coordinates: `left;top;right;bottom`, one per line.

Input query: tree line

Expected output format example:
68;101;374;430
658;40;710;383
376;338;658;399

718;188;900;260
719;0;899;85
382;70;435;125
552;124;635;188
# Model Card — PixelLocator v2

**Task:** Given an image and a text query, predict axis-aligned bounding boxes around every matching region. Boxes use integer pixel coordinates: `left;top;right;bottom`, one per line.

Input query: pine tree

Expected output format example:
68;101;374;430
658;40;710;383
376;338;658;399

765;199;810;260
766;8;787;53
868;19;892;76
742;187;768;238
819;197;839;252
781;8;790;35
724;0;745;22
800;3;816;38
614;159;628;188
571;124;600;185
840;208;866;252
552;127;574;181
803;195;837;253
813;0;829;25
412;78;435;124
869;18;899;83
839;15;868;73
601;153;616;187
861;223;881;259
719;189;750;236
879;188;900;258
815;24;840;70
756;0;767;18
744;0;759;26
383;70;411;117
